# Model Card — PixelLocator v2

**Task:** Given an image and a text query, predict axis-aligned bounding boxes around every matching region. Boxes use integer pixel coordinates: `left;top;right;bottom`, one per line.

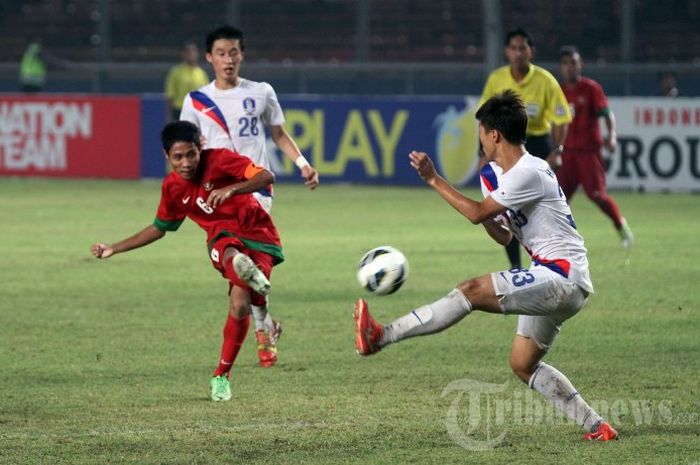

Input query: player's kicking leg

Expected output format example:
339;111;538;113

354;279;487;355
232;248;281;367
233;253;271;296
354;269;619;440
248;194;282;367
235;250;279;367
252;301;282;367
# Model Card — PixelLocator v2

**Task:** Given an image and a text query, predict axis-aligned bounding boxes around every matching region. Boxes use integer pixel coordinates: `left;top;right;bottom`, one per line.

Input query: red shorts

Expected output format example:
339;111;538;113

208;236;274;306
557;148;608;201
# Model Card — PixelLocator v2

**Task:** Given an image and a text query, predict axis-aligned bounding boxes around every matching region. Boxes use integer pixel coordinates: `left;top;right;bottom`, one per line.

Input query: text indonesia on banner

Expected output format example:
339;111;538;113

0;95;141;178
605;98;700;191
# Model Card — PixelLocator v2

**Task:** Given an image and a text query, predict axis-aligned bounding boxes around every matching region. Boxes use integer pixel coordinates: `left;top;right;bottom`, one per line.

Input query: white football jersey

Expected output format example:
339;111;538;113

179;78;285;170
480;154;593;293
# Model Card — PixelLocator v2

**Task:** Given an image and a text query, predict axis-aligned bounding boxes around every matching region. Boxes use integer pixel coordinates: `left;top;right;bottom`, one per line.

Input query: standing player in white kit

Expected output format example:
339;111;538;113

181;25;319;368
354;91;618;442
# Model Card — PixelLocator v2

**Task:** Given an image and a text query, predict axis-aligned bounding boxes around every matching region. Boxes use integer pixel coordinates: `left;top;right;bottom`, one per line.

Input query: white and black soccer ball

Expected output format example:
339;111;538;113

357;246;409;295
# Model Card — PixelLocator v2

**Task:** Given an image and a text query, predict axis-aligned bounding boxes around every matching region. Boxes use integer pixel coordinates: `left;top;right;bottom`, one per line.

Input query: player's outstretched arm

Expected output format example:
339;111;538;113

409;151;506;225
270;125;319;190
91;225;166;259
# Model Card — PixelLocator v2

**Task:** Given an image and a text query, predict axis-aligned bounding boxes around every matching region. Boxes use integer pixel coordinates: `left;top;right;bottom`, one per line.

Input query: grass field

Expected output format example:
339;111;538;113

1;178;699;465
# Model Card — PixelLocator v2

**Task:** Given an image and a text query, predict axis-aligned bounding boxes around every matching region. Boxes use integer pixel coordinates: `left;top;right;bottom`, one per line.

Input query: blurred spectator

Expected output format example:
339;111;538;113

659;71;679;97
19;37;46;92
164;42;210;121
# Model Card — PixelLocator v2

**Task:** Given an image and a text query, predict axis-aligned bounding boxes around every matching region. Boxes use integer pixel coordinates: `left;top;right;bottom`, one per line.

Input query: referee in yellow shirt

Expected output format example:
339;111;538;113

479;28;572;270
164;42;210;122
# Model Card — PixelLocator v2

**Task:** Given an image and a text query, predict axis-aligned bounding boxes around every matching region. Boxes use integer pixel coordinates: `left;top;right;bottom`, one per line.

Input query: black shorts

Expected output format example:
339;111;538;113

525;134;552;160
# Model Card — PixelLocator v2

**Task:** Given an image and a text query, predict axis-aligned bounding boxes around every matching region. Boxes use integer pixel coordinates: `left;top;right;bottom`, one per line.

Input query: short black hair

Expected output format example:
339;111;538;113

475;90;527;145
161;121;201;152
205;25;245;53
505;28;534;48
559;45;580;59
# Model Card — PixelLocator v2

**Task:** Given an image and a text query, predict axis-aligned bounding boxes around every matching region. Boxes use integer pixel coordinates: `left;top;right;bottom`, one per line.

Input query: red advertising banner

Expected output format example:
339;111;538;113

0;94;141;179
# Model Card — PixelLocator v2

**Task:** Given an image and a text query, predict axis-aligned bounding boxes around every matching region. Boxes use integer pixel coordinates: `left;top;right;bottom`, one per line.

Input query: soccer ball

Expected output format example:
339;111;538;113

357;246;409;295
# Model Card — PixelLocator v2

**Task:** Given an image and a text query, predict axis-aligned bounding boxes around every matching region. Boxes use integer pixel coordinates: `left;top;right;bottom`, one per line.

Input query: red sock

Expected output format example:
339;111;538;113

593;195;623;228
214;313;250;377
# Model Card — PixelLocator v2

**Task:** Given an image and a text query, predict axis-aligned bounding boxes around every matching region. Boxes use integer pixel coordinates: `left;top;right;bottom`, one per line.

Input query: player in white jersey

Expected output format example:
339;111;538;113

180;25;319;212
180;25;319;368
354;91;618;442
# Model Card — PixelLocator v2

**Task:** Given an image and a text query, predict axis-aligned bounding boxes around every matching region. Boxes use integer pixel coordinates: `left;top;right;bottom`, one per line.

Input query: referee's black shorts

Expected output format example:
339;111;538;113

525;134;552;160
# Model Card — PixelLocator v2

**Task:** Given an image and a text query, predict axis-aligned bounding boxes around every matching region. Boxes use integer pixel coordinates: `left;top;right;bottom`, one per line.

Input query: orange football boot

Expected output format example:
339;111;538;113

353;299;384;356
583;422;619;441
255;329;278;367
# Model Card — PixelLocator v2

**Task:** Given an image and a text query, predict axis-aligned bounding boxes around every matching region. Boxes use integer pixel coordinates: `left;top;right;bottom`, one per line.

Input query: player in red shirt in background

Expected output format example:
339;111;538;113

558;46;634;248
90;121;283;401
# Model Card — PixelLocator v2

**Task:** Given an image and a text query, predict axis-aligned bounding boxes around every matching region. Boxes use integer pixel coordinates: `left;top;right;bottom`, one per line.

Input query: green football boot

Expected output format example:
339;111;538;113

210;375;232;401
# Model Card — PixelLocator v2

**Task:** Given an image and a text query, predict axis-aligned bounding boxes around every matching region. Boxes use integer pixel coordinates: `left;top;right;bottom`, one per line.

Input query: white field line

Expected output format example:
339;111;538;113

0;420;341;441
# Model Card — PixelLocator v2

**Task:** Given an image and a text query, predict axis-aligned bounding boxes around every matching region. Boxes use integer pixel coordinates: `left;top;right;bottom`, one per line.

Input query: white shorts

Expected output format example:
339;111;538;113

490;266;589;350
253;192;273;213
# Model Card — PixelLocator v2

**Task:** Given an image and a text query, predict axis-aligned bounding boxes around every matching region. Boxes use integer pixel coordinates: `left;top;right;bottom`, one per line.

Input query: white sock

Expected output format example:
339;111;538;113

251;304;268;331
529;362;603;433
380;289;472;347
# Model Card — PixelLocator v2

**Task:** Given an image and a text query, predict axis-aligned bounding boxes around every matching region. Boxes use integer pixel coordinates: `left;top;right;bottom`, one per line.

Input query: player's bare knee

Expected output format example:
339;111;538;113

456;278;483;301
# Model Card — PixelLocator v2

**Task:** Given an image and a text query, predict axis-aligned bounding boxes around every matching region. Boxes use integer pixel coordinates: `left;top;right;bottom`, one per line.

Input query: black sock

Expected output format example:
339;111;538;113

505;238;522;269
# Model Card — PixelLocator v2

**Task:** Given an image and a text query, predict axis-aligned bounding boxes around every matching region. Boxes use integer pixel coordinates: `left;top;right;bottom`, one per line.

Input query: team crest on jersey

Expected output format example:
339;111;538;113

242;97;256;115
203;181;213;191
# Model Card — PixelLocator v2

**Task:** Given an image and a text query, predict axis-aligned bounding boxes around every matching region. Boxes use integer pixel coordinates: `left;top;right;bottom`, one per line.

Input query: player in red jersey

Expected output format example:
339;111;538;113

558;46;633;248
90;120;283;401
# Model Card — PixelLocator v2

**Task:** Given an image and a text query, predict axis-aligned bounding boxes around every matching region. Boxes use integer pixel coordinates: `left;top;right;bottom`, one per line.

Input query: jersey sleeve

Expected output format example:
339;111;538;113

489;166;543;212
153;180;186;232
545;74;573;125
480;162;509;225
262;83;285;127
591;81;610;116
479;162;500;198
178;93;199;125
215;149;266;180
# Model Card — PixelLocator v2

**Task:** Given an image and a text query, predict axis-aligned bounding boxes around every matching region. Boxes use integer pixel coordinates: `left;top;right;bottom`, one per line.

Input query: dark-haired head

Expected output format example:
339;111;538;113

505;28;534;48
559;45;580;60
161;120;201;153
475;90;527;145
206;25;245;53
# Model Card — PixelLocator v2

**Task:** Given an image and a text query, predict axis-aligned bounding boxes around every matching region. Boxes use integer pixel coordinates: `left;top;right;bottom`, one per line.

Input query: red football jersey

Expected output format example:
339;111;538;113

153;148;282;261
562;77;609;151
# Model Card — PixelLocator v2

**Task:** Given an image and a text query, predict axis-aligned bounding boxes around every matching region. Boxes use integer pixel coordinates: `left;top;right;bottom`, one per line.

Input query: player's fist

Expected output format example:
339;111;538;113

91;243;114;259
409;151;437;184
605;133;618;153
301;165;319;190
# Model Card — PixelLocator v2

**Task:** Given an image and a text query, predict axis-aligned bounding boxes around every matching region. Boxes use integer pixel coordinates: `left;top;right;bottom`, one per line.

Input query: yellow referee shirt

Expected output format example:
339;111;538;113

478;64;572;136
165;63;210;111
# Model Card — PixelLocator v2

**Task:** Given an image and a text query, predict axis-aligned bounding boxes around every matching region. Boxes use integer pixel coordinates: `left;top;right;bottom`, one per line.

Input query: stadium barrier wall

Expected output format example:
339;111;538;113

0;94;143;178
1;94;698;191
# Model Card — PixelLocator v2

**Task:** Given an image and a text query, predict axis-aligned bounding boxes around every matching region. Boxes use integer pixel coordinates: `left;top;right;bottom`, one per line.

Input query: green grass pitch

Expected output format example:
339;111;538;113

1;178;699;464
